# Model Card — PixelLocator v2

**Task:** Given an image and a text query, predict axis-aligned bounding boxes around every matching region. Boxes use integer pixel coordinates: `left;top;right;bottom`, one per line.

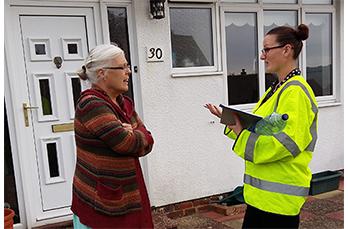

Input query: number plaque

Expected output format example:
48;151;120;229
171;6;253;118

146;46;164;62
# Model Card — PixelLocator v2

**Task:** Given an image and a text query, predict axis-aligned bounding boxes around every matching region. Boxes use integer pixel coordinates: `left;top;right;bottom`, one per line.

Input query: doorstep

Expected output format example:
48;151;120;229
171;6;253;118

33;221;72;229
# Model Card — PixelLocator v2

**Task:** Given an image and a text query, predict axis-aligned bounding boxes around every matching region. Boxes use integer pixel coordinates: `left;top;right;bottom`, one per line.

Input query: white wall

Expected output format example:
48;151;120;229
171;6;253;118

309;106;344;173
133;1;344;207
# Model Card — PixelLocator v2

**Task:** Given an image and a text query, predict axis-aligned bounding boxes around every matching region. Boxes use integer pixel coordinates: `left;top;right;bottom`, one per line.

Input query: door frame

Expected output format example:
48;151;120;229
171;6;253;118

4;47;27;229
5;2;102;227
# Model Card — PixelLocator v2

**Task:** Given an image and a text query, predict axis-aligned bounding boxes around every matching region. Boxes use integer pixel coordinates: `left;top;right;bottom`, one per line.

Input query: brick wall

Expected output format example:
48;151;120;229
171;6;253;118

153;193;229;219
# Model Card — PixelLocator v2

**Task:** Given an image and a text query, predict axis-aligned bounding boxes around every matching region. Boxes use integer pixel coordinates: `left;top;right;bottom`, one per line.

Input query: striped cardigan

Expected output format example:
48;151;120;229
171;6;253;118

71;87;154;218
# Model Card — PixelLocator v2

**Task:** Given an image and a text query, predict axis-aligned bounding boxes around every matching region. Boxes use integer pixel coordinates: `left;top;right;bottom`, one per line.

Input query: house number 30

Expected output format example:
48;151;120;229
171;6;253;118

147;47;164;62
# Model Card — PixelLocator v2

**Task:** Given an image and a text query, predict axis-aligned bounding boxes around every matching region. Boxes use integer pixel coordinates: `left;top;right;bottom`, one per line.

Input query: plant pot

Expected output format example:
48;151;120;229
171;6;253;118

309;170;342;195
4;208;15;229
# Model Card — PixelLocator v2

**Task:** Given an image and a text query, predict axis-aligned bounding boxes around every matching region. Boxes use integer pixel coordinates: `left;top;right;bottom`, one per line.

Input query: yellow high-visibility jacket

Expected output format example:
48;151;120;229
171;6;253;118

225;75;318;215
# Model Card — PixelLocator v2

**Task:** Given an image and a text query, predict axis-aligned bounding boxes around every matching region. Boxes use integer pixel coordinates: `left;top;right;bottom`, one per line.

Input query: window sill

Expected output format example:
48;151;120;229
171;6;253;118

171;71;223;78
317;101;342;108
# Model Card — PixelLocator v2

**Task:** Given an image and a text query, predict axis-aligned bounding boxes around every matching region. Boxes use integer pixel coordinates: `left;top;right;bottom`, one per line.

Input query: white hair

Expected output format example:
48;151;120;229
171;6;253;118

77;44;124;83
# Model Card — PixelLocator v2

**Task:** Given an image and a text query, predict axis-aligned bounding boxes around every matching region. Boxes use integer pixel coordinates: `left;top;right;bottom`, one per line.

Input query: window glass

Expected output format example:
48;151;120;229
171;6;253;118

303;0;332;4
71;78;81;109
264;11;297;89
263;0;297;3
306;13;332;96
170;7;213;68
225;12;259;105
107;7;134;99
264;11;297;34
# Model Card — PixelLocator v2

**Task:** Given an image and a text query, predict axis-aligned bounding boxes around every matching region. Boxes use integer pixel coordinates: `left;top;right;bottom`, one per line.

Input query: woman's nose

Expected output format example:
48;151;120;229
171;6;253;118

126;67;132;74
260;53;266;60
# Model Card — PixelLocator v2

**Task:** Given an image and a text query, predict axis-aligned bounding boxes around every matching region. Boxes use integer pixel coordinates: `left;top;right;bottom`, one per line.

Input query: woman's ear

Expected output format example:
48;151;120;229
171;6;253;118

96;69;105;80
283;44;293;57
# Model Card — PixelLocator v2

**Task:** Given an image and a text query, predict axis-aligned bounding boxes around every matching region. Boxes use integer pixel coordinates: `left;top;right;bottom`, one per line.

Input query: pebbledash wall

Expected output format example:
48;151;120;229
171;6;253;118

4;0;344;227
133;1;242;205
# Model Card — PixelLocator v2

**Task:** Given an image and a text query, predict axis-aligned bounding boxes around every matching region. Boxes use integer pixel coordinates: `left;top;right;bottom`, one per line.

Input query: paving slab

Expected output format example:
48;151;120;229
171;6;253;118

222;219;244;229
314;190;343;200
174;214;232;229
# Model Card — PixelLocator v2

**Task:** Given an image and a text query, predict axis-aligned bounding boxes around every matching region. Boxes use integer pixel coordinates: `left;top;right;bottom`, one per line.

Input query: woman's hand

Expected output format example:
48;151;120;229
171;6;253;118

204;103;222;118
204;103;243;135
227;113;243;136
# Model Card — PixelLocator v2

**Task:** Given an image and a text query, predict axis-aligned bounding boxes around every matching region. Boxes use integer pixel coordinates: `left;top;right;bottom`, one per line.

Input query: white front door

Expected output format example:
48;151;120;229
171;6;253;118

20;15;91;211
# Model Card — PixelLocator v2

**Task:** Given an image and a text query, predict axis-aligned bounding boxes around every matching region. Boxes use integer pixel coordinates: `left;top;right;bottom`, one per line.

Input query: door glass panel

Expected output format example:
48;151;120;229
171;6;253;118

35;44;46;55
170;7;213;68
67;43;78;54
225;12;259;105
107;7;134;100
39;79;53;115
46;143;59;178
264;11;297;90
306;13;332;96
71;78;82;108
5;103;20;224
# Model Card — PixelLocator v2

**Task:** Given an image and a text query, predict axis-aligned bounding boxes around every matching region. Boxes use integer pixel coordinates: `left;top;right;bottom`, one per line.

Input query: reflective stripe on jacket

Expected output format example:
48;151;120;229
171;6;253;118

225;75;318;215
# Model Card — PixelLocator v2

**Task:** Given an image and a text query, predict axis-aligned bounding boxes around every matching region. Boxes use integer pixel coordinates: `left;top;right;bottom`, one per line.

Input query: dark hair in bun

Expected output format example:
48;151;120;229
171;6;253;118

266;24;309;59
296;24;309;41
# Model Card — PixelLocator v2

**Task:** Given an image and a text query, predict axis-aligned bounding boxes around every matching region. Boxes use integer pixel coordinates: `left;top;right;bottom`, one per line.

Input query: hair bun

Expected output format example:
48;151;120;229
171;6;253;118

77;65;88;80
296;24;309;41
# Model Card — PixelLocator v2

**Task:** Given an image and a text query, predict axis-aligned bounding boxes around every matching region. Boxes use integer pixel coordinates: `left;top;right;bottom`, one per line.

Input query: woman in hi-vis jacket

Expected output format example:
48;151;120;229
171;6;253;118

206;24;318;229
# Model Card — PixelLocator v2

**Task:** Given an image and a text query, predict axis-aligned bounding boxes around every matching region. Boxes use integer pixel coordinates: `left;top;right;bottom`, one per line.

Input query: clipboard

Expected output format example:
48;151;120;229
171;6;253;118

219;104;262;128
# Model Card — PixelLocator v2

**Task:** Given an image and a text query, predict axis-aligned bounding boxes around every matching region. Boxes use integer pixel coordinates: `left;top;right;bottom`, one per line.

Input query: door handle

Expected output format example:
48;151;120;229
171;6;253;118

23;103;39;127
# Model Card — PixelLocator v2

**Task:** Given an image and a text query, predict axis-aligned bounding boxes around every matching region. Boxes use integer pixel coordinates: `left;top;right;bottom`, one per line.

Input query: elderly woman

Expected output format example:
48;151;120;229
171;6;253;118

71;44;154;228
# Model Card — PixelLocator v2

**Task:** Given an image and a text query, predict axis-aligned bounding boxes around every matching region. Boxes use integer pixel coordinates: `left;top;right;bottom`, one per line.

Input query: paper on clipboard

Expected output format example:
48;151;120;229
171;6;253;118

219;104;262;128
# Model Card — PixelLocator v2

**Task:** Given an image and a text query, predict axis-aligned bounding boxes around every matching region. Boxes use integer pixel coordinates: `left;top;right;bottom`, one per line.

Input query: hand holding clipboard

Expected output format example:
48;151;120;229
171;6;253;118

219;104;262;129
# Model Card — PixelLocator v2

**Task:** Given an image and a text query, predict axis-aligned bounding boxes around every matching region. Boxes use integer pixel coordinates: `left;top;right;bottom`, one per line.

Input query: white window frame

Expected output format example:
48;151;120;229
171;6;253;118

169;3;222;77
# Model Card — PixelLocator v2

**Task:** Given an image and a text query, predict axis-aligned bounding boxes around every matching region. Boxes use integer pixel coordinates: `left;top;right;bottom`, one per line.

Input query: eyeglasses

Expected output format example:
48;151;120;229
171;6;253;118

261;44;286;55
103;64;131;71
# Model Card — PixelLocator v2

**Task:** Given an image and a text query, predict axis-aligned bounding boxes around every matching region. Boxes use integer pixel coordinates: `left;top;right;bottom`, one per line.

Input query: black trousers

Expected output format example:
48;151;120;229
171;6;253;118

242;204;300;229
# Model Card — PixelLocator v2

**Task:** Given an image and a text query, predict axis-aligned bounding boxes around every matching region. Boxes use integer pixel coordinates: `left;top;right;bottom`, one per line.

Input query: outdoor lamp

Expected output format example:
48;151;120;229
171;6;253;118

150;0;166;19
